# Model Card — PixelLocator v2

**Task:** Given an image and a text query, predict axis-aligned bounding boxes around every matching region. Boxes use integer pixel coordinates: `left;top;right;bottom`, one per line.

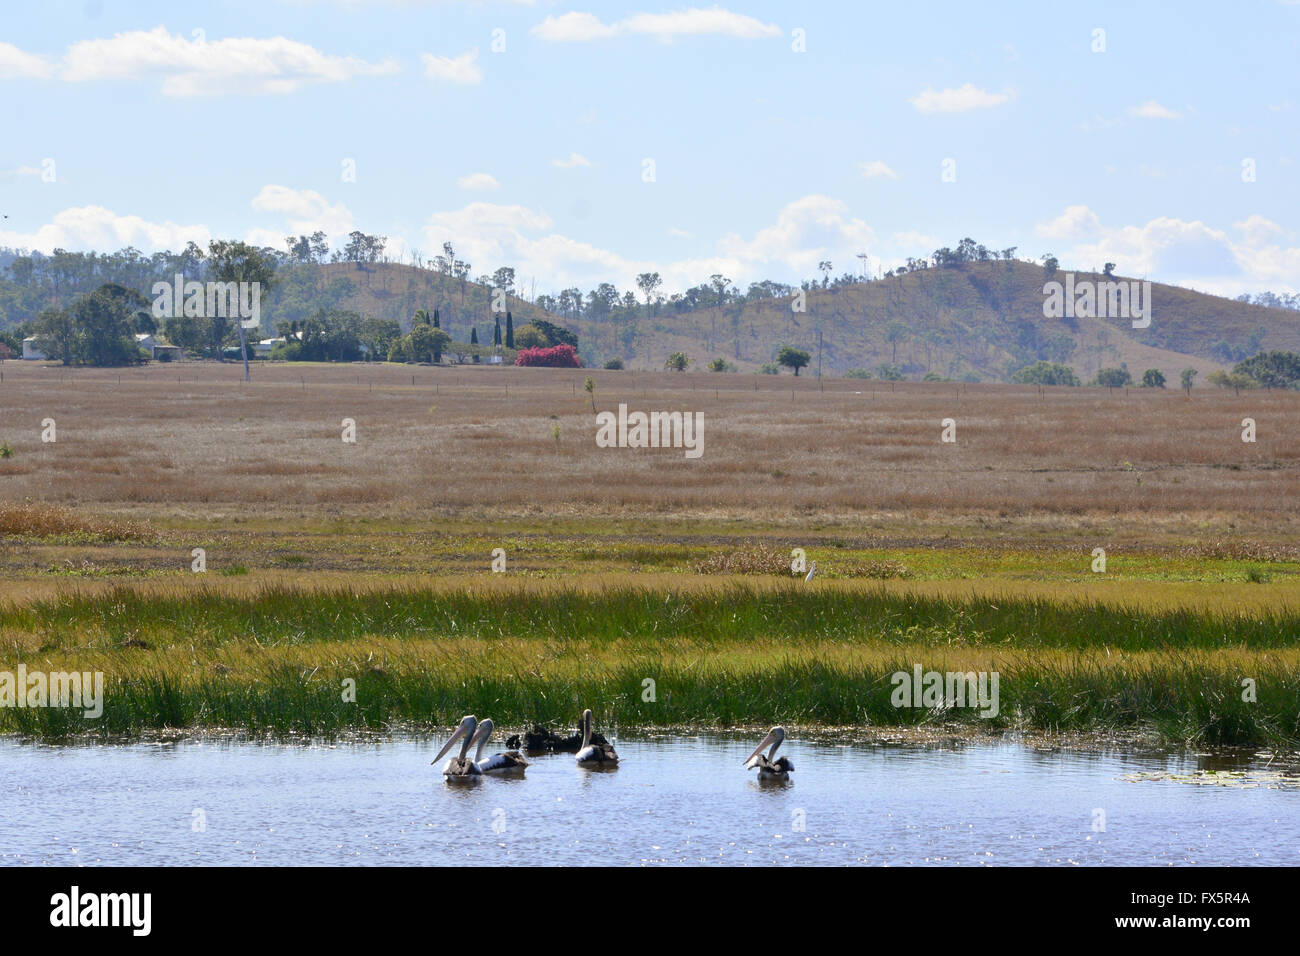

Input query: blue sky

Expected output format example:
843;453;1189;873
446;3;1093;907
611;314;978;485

1;0;1297;298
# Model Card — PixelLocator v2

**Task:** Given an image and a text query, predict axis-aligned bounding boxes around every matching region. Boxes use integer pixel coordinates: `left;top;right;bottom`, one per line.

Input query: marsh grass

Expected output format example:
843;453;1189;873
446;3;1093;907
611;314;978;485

7;581;1295;651
0;503;149;541
2;582;1297;743
694;547;794;575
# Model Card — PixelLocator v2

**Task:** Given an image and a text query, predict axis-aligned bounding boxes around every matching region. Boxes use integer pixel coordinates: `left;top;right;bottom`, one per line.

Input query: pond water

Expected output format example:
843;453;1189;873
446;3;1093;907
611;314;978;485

2;734;1297;866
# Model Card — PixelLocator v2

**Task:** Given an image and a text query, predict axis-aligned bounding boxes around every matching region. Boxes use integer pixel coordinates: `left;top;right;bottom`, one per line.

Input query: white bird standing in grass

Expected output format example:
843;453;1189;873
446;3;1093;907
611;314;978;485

804;561;817;583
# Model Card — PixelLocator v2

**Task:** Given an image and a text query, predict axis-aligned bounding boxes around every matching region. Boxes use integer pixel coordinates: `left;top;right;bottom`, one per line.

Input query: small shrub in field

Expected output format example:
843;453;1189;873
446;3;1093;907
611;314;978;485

694;547;793;576
515;344;581;368
0;503;148;540
0;442;13;459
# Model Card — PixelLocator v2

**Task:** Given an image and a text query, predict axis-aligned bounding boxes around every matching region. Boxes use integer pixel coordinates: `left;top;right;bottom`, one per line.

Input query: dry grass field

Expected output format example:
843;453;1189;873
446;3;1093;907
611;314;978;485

3;361;1298;741
1;360;1296;524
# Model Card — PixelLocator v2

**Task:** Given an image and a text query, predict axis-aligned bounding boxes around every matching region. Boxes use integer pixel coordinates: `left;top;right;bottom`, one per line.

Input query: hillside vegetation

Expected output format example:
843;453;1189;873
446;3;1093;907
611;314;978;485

3;243;1297;383
567;261;1300;383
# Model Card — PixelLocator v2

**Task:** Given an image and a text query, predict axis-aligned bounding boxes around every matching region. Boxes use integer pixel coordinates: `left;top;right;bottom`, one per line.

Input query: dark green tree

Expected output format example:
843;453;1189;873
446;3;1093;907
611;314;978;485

1010;361;1081;386
34;307;75;366
1233;350;1300;389
71;284;146;366
1096;367;1132;388
777;345;811;376
206;239;277;380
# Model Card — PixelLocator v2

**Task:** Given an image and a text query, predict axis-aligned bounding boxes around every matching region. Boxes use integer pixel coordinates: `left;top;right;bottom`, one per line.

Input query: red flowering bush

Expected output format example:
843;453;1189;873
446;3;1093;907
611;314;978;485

515;344;582;368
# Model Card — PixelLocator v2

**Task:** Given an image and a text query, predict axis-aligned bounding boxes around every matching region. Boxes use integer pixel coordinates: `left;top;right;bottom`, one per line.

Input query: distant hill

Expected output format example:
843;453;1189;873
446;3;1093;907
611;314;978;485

263;261;562;345
3;250;1297;382
243;259;1300;383
563;260;1300;383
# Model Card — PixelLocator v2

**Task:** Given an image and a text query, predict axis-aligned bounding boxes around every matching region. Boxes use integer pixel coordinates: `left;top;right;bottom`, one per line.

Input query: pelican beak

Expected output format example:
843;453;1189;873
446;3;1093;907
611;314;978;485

432;720;471;764
746;730;778;764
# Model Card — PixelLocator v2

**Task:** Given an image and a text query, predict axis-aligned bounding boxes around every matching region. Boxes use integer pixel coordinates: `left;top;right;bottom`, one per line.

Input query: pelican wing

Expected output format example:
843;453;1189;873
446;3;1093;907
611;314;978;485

477;751;530;772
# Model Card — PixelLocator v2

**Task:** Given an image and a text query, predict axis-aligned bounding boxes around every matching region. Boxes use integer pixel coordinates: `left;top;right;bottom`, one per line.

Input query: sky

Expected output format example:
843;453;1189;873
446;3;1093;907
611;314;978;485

1;0;1297;299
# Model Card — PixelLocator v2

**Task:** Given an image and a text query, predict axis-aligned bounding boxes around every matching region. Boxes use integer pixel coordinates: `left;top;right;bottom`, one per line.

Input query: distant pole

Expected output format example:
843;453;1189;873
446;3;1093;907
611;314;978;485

816;329;822;381
238;323;250;383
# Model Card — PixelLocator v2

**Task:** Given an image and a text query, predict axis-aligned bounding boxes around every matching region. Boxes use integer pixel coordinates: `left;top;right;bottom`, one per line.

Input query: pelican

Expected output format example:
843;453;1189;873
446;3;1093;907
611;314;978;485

470;718;530;773
432;715;482;777
745;727;794;780
575;709;618;766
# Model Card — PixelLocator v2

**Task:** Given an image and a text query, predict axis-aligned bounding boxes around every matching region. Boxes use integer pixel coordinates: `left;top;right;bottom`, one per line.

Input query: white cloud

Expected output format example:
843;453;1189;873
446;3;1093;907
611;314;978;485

0;206;210;253
1127;99;1181;120
533;12;617;42
415;194;880;295
458;172;501;190
5;26;398;97
909;83;1012;114
718;195;876;276
1234;214;1284;245
0;41;52;79
533;8;780;43
250;185;354;237
1035;205;1300;295
552;152;593;168
0;165;46;178
421;48;482;85
668;226;692;238
858;160;898;180
1035;204;1103;240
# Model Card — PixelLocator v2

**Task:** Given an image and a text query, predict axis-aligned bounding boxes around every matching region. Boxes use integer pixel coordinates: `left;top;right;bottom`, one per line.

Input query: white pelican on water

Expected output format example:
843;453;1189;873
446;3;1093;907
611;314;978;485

745;727;794;781
470;718;530;773
432;715;482;777
575;709;619;766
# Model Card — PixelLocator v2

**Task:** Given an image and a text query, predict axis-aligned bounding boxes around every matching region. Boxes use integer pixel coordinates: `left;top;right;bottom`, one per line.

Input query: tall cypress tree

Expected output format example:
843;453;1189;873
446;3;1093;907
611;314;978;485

470;325;480;363
505;311;514;349
493;314;502;346
431;308;442;364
